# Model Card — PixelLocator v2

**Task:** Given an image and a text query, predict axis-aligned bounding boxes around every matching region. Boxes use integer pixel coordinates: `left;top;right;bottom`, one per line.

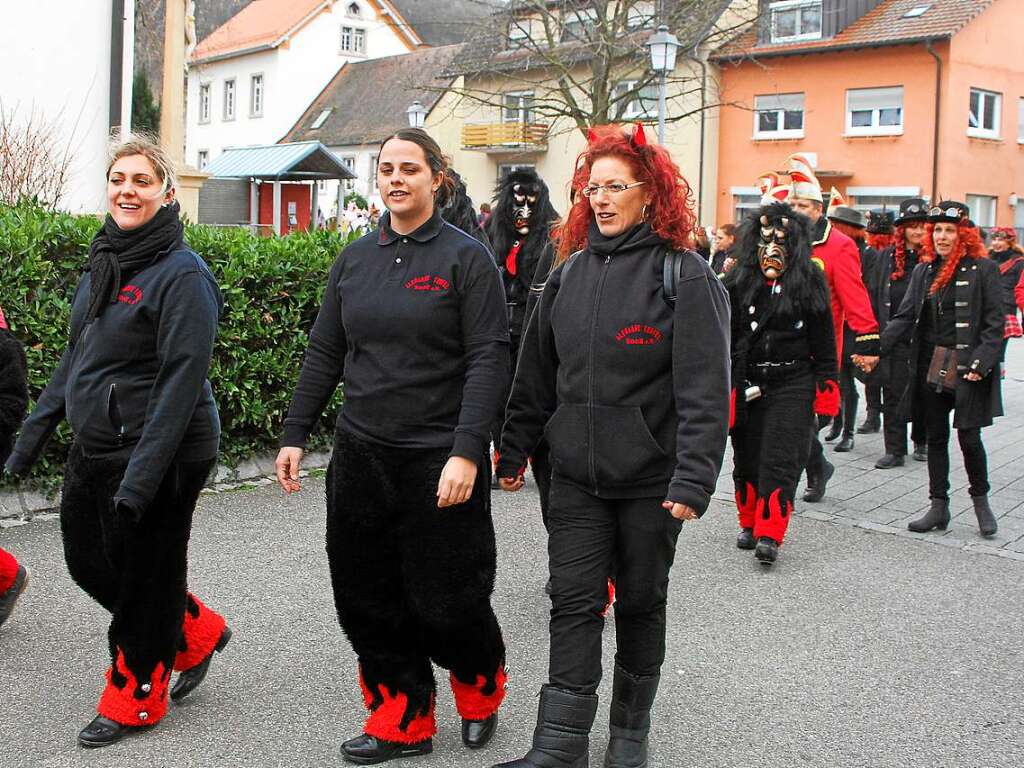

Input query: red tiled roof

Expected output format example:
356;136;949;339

192;0;329;63
713;0;996;61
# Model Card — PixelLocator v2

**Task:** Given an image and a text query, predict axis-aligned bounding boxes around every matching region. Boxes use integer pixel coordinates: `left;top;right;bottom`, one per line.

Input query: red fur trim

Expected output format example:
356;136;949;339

600;577;616;617
728;388;736;431
735;481;757;529
753;488;793;544
174;593;227;671
450;665;508;721
814;379;840;417
0;548;18;594
358;675;437;744
97;651;169;726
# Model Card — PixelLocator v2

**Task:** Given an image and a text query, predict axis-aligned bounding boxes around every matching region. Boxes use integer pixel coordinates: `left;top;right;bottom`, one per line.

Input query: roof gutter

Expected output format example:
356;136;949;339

926;39;942;203
710;34;950;64
191;43;276;66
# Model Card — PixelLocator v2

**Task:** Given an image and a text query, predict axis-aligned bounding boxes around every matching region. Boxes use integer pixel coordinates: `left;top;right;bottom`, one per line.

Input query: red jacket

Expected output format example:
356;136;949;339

1014;266;1024;313
812;220;879;358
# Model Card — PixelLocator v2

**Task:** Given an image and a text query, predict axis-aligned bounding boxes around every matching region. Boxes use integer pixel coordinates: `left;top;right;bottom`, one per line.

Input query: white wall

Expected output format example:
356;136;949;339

0;0;114;213
186;0;412;166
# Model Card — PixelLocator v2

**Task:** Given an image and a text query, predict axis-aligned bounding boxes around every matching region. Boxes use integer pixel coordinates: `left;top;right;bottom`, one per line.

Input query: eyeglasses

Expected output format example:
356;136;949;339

581;181;647;198
929;206;965;219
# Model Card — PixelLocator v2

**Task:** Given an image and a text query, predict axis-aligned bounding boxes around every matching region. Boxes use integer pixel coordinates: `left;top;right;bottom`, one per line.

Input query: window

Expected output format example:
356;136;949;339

341;156;356;191
1018;97;1023;143
846;87;903;136
769;0;822;43
968;88;1001;138
198;83;211;123
250;74;264;117
627;2;656;30
311;108;332;129
503;91;534;123
847;188;921;212
341;25;365;53
966;194;997;227
753;93;805;138
508;17;532;47
347;2;360;16
197;150;209;170
562;8;598;42
613;80;657;120
223;79;236;120
731;190;762;225
903;4;932;17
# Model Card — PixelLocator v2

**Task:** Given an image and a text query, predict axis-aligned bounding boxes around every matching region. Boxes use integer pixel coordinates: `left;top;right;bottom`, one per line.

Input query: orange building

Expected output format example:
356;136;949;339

712;0;1024;233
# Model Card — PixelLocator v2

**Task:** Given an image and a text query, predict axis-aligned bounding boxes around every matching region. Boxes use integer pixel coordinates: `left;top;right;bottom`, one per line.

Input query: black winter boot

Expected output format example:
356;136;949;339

603;665;659;768
736;528;755;550
874;454;905;469
857;409;881;434
834;434;855;453
972;496;998;537
824;419;842;442
907;499;950;532
491;685;598;768
754;537;779;564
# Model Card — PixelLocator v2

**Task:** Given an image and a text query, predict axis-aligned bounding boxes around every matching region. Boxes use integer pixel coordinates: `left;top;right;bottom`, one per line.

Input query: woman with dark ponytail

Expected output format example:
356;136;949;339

276;128;511;764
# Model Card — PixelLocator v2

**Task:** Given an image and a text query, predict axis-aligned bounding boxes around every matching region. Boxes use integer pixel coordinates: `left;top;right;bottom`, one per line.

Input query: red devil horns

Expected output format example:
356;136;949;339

587;127;598;144
632;122;648;147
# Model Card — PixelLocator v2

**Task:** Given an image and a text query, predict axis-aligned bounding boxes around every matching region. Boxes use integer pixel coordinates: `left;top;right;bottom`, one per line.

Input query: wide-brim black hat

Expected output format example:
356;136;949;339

827;205;866;229
894;197;928;226
866;210;895;234
928;200;971;225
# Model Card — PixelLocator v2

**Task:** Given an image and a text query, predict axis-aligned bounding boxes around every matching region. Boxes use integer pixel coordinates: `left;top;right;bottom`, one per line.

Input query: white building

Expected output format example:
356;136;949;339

186;0;425;171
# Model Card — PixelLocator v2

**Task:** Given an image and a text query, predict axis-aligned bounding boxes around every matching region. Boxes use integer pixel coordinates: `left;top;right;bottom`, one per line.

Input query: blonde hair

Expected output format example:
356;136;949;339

106;132;177;193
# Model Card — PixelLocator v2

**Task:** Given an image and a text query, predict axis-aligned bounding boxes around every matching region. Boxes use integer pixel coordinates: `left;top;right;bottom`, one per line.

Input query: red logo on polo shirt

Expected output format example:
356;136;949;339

615;324;663;346
118;285;143;305
404;275;450;292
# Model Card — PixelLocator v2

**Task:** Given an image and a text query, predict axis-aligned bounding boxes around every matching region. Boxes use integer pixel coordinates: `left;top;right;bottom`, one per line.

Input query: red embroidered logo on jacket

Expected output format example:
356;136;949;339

405;275;450;292
118;285;143;305
615;324;663;346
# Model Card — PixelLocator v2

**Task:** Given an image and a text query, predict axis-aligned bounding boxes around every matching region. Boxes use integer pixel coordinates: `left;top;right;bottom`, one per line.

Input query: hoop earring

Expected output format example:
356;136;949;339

642;204;650;221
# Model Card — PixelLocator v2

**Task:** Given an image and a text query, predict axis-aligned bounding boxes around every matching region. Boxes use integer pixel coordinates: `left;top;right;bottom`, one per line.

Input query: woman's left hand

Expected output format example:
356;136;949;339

662;500;698;521
437;456;479;508
964;371;983;382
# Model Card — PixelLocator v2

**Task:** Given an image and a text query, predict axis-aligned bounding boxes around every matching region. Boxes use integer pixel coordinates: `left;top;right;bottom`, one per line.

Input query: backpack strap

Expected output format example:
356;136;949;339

662;248;704;306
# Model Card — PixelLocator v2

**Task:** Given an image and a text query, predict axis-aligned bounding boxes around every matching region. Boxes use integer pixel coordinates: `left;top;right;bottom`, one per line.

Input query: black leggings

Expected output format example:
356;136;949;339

918;384;989;499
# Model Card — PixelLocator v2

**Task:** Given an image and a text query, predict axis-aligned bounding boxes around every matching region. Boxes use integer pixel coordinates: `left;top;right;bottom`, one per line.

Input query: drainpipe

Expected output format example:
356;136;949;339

926;39;942;203
109;0;136;135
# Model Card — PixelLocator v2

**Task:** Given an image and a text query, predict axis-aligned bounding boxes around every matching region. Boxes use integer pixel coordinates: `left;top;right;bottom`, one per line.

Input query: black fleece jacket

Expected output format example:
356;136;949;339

281;209;509;462
0;328;29;467
498;223;731;514
6;248;223;515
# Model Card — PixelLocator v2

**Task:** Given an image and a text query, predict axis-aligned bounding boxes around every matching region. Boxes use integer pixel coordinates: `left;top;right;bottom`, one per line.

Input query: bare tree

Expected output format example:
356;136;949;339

0;103;76;208
436;0;760;139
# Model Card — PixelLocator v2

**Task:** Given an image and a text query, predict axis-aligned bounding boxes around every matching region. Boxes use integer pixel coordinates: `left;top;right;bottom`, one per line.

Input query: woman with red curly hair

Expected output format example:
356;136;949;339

495;124;730;768
988;227;1024;360
881;201;1003;538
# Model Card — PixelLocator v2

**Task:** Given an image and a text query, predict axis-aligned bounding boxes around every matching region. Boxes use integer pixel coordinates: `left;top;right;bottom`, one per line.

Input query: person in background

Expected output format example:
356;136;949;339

880;202;1003;538
0;305;29;630
479;202;492;227
694;226;712;260
988;227;1024;363
858;209;897;434
710;223;737;276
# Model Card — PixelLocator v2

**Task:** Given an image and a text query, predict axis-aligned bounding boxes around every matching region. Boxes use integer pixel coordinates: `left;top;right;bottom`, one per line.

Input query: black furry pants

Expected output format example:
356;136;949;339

326;427;505;738
60;444;214;690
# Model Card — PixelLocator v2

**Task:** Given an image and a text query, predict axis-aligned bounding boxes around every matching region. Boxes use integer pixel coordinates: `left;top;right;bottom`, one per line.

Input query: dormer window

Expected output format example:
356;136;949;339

562;8;598;42
508;18;531;48
769;0;822;44
347;2;361;17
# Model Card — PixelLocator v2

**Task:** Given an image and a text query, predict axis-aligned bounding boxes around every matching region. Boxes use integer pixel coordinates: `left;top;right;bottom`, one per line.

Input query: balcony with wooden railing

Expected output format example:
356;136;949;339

461;122;549;153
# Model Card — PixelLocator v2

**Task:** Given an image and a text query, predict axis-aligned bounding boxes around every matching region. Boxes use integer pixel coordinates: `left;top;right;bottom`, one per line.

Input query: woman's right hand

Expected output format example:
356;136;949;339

276;447;304;494
498;476;524;492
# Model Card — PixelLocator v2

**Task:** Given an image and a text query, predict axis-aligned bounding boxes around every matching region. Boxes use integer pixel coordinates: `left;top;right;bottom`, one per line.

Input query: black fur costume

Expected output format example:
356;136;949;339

438;169;493;253
0;323;29;602
724;203;839;545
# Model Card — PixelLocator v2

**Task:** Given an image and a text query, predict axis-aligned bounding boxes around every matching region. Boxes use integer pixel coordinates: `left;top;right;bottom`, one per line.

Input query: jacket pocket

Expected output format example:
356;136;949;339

591;405;667;486
543;404;591;486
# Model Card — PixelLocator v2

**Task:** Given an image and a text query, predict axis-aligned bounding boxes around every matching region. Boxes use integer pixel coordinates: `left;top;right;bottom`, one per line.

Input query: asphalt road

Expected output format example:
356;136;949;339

1;471;1022;768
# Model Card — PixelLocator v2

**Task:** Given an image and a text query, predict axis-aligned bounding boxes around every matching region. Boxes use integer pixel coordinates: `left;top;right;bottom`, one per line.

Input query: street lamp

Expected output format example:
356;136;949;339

646;24;680;145
407;100;427;128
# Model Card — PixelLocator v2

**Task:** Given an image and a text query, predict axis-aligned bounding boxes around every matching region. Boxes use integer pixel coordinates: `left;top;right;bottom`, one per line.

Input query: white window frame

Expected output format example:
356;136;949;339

731;187;761;225
197;150;209;170
845;86;904;137
508;17;532;47
353;27;365;53
753;92;805;139
198;83;211;124
966;194;997;227
613;80;657;120
846;187;921;212
249;73;264;118
1017;97;1023;144
503;91;534;123
968;88;1001;139
223;78;236;121
769;0;823;44
340;25;353;52
311;108;332;129
341;156;356;191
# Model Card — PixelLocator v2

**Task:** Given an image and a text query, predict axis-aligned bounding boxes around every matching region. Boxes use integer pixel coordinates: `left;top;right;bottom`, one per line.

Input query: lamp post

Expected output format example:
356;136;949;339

645;24;680;145
407;100;427;128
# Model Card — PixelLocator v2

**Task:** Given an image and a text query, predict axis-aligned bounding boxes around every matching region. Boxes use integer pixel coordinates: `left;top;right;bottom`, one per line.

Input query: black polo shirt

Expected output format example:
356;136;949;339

281;209;510;462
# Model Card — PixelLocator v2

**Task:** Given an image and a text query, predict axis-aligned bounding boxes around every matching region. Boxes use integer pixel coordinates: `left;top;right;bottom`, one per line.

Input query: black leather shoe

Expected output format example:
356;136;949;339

857;412;881;434
342;734;432;764
736;528;755;550
754;537;779;565
0;564;28;629
973;495;998;537
824;421;842;442
908;499;950;533
912;444;928;462
463;714;498;749
170;625;232;702
834;435;855;453
78;715;142;748
874;454;905;469
802;461;835;503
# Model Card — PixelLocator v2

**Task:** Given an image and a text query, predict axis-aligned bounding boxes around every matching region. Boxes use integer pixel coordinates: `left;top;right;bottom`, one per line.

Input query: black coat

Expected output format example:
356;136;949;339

863;245;919;385
881;257;1003;429
0;328;29;467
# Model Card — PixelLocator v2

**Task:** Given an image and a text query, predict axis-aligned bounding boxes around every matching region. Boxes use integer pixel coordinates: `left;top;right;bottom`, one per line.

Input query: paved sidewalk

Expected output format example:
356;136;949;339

713;339;1024;562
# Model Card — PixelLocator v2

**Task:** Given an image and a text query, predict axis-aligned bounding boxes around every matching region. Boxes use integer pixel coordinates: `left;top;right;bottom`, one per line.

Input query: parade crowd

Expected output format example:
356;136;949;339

0;123;1019;767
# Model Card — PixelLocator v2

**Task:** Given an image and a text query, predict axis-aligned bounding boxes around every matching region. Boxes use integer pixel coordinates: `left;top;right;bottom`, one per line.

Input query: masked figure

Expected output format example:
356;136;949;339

725;201;839;564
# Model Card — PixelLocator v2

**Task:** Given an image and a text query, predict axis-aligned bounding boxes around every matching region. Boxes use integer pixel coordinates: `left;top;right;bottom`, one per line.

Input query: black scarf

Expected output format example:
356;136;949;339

587;221;664;258
86;201;184;324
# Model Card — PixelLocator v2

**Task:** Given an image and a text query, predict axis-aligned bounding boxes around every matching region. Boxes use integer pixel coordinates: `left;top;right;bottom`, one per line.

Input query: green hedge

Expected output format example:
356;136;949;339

0;201;358;494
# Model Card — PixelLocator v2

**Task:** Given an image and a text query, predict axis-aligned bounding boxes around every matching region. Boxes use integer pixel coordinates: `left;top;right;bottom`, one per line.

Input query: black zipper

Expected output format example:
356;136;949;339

106;383;126;447
587;254;612;493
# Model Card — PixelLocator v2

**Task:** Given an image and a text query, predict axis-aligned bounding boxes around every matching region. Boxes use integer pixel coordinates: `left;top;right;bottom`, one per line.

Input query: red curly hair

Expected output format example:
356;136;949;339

552;124;696;264
921;221;988;295
866;232;895;252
